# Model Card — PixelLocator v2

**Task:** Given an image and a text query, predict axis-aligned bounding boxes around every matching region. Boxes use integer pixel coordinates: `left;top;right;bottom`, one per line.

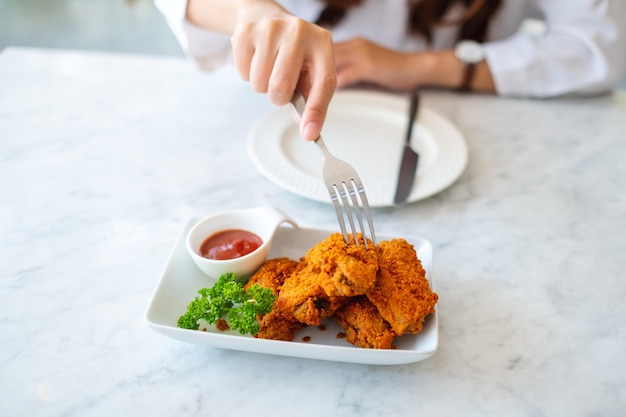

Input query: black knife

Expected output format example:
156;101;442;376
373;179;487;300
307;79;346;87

393;92;420;206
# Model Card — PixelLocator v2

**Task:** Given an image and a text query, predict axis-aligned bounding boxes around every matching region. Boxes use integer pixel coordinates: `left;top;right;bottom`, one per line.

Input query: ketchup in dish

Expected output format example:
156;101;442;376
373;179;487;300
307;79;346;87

200;229;262;260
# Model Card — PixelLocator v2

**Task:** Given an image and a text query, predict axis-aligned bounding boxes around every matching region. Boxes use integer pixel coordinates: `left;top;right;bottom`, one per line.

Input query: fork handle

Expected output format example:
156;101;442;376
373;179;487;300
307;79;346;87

289;89;307;125
291;87;306;123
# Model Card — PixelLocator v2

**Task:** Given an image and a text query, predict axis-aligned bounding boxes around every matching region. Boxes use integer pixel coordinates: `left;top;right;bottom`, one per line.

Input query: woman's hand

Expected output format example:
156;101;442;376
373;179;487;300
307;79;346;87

230;1;337;140
187;0;336;140
334;38;424;90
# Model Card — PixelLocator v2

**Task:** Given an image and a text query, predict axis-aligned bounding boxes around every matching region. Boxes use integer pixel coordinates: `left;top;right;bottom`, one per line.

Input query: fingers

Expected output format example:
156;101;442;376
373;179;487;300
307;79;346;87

336;65;361;89
231;14;337;140
299;63;336;141
267;38;303;105
231;17;306;104
233;20;302;102
333;39;365;88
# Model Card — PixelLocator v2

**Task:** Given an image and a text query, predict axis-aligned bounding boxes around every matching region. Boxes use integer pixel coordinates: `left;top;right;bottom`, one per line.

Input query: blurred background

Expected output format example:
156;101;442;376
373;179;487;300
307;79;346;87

0;0;183;56
1;0;624;88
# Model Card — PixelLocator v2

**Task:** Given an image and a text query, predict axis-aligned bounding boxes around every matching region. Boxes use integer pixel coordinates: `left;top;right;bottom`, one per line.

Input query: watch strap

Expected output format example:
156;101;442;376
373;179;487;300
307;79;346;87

459;63;476;92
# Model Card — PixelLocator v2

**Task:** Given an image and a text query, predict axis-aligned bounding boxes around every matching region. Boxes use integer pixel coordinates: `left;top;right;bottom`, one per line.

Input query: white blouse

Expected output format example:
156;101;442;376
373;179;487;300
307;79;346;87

154;0;626;97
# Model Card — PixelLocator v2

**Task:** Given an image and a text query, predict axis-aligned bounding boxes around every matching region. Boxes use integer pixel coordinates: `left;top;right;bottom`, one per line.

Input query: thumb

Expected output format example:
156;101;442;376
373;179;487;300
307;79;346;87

299;77;335;141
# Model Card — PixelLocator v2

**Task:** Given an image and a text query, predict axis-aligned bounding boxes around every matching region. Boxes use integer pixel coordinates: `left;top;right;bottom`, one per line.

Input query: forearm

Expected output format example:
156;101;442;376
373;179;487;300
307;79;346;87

185;0;236;33
334;39;495;93
186;0;285;34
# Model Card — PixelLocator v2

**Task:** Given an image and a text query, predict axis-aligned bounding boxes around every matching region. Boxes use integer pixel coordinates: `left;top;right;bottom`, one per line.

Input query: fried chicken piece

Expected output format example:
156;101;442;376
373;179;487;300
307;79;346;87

274;262;350;325
245;258;305;340
255;309;306;341
302;232;378;297
367;239;438;335
244;257;299;296
274;233;377;325
335;296;397;349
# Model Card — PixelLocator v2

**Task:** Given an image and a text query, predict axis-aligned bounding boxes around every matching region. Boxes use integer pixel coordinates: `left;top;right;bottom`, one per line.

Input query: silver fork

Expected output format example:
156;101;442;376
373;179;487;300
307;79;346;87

290;89;377;249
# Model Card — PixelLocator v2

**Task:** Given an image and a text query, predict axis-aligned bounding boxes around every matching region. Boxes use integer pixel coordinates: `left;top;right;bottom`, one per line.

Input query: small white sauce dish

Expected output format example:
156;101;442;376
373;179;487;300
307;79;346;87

186;206;298;281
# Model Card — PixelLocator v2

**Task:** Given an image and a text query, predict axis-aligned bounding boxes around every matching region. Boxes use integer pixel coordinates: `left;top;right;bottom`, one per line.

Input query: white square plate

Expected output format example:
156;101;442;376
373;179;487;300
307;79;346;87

144;219;438;365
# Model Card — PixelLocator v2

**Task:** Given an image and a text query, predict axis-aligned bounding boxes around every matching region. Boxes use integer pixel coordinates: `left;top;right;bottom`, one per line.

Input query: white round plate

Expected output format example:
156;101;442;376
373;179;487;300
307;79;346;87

247;90;468;207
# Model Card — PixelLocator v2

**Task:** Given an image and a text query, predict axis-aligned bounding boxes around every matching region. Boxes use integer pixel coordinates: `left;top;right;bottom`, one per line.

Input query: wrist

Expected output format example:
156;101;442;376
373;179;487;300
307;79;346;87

407;50;464;89
413;49;495;93
454;40;487;91
415;50;466;89
237;0;288;21
187;0;285;33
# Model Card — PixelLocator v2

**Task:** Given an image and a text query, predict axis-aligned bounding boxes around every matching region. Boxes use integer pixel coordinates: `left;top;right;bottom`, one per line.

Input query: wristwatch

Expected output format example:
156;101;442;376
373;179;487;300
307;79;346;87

454;40;485;92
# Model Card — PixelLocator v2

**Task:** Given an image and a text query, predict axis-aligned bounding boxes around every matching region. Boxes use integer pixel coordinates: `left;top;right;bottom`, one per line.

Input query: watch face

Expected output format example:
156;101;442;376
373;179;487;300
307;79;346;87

456;40;484;64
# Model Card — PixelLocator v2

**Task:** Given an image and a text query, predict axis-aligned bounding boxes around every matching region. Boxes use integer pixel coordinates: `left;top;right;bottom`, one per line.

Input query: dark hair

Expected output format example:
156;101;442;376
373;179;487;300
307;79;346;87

315;0;503;43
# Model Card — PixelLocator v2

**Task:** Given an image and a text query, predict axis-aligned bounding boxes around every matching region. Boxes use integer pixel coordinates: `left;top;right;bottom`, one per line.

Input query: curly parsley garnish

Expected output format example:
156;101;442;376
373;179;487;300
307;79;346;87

177;273;275;335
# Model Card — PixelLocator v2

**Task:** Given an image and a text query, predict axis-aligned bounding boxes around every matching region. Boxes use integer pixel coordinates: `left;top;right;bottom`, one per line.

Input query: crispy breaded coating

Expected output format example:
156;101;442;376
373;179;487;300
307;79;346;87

245;258;304;340
244;257;299;296
302;232;378;297
255;309;306;341
274;263;350;325
273;232;376;325
335;296;397;349
367;239;438;335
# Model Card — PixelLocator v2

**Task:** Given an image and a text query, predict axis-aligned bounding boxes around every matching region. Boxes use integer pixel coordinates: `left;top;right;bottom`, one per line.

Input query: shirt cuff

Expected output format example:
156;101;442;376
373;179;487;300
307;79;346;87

183;21;233;72
483;34;535;97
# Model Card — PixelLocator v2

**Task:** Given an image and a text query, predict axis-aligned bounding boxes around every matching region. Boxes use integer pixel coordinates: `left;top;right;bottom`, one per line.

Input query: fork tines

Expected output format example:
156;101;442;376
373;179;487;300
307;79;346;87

327;177;377;250
289;88;377;249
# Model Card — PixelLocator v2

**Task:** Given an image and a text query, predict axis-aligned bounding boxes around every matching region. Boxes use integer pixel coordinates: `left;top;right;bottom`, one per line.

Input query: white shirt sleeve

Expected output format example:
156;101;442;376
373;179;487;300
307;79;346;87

483;0;626;97
154;0;233;71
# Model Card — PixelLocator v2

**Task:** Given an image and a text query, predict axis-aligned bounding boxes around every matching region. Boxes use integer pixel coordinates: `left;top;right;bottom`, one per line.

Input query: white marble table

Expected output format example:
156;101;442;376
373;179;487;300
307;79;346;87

1;47;625;417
